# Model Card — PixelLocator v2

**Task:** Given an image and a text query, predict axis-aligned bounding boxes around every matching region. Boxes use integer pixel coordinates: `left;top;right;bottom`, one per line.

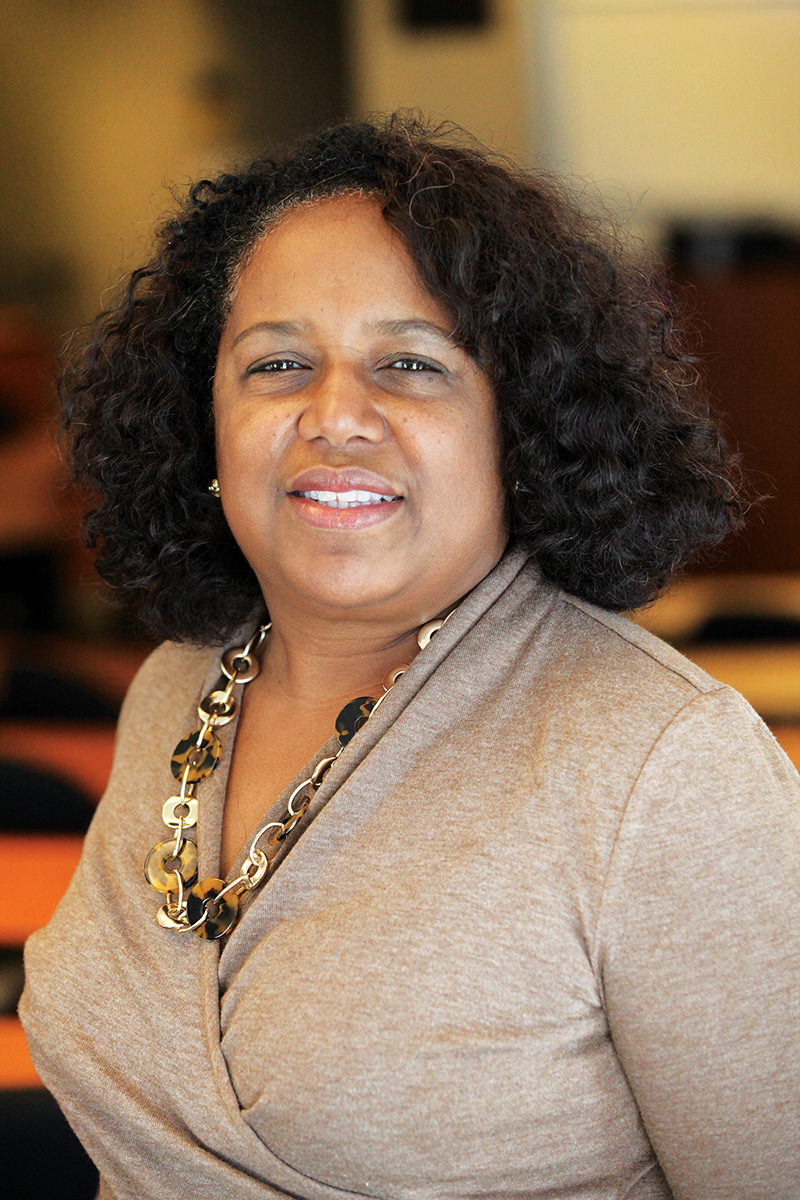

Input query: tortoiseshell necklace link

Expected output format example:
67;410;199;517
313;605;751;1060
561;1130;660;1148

144;616;449;940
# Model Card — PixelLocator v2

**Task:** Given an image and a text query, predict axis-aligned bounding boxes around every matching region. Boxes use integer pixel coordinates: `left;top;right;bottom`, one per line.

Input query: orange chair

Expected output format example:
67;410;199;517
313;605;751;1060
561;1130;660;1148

0;833;84;1087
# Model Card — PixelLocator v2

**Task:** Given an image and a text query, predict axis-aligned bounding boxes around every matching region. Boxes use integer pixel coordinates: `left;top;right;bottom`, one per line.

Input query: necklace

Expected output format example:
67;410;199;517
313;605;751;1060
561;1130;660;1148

144;615;450;939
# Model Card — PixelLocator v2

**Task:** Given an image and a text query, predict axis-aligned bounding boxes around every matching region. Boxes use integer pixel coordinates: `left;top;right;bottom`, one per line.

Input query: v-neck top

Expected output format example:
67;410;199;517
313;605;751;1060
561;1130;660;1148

20;550;800;1199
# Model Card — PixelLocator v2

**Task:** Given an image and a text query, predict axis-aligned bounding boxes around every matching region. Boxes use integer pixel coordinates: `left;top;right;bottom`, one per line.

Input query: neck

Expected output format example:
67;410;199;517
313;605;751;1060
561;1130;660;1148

257;605;430;710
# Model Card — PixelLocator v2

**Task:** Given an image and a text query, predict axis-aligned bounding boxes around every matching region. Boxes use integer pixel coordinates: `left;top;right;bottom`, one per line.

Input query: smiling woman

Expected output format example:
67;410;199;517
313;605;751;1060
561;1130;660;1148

20;117;800;1200
213;195;506;635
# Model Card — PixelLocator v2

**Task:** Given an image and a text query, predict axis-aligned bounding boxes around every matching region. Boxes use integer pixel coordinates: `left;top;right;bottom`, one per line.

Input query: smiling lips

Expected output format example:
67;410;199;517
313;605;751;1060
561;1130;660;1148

287;473;403;529
298;489;398;509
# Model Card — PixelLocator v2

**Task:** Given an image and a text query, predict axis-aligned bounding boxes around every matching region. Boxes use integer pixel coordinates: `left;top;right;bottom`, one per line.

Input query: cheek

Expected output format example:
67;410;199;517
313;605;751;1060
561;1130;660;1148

215;404;283;478
422;417;505;528
461;422;507;542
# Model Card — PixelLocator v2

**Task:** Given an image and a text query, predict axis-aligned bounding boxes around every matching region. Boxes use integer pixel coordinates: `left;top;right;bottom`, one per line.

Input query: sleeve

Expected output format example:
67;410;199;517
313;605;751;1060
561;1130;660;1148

595;686;800;1200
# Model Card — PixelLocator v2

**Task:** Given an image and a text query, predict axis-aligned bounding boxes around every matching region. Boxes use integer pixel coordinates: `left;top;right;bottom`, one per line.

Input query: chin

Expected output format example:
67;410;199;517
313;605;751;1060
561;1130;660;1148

310;576;406;616
275;556;410;616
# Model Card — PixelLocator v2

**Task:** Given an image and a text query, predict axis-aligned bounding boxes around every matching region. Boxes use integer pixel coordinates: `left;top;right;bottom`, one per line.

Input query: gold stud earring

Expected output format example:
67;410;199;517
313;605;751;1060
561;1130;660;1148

208;478;221;498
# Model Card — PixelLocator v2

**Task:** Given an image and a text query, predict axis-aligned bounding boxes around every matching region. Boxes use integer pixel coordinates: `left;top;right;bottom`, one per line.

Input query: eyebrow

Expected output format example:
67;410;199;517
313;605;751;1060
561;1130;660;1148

231;320;312;349
231;317;458;350
366;318;457;345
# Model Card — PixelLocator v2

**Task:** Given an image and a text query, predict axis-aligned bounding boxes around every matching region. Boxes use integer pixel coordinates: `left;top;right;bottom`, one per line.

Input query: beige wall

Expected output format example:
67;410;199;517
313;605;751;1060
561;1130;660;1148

345;0;528;156
0;0;239;328
4;0;797;329
347;0;799;241
522;0;800;239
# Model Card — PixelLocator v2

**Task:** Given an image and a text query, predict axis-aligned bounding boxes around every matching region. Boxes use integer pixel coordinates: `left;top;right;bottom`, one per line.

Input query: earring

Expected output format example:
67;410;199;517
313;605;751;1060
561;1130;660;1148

208;478;221;498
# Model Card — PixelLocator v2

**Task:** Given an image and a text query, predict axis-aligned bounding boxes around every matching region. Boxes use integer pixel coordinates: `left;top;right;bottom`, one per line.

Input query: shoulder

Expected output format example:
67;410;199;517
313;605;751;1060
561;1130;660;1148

495;563;799;817
554;588;798;784
557;589;800;932
118;639;221;733
108;639;227;792
72;637;233;870
503;567;728;743
556;587;722;700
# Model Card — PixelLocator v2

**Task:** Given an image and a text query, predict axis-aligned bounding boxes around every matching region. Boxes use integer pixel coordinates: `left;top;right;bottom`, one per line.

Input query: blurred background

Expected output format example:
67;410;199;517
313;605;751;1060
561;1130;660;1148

0;1;798;1194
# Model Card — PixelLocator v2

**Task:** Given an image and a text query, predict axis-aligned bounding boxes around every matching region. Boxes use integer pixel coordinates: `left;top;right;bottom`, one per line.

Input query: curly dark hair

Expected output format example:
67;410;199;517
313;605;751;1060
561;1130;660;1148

63;114;745;643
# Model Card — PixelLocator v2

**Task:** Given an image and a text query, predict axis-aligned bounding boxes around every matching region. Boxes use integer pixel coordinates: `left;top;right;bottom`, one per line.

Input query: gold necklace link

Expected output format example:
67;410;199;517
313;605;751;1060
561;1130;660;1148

144;621;272;933
162;797;198;828
145;611;453;940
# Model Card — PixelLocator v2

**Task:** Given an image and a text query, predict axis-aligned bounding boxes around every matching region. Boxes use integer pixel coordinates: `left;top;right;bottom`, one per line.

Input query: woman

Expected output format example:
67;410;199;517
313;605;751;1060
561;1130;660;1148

21;117;800;1199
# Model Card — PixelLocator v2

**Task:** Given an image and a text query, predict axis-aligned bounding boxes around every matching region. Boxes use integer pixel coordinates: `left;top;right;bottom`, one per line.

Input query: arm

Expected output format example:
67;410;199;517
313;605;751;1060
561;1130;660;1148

596;688;800;1199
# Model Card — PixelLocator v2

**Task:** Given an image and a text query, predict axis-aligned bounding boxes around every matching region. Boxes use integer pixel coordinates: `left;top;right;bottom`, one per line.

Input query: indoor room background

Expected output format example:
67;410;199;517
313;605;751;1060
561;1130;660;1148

1;2;798;1196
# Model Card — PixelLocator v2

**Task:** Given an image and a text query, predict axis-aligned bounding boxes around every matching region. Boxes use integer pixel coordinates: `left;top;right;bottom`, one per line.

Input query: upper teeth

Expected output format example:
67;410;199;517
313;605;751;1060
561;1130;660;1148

300;489;397;508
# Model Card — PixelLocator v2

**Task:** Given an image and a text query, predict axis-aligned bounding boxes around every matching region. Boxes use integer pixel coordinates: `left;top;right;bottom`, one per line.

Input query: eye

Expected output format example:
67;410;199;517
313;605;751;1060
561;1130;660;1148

247;358;310;375
384;357;443;374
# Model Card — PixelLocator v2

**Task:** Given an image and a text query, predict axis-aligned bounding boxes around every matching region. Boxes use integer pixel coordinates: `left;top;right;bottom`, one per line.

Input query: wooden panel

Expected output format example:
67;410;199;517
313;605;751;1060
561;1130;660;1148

633;574;800;643
682;644;800;722
27;636;149;710
0;1015;41;1087
674;266;800;574
0;834;83;944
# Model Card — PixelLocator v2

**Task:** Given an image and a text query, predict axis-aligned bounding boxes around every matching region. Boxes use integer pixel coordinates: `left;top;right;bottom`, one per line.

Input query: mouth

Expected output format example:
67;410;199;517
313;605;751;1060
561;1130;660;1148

286;469;404;529
294;489;401;509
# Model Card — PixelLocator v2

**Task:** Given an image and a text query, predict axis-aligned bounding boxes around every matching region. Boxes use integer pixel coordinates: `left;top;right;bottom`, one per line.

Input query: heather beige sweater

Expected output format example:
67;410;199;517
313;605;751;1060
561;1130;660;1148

21;550;800;1200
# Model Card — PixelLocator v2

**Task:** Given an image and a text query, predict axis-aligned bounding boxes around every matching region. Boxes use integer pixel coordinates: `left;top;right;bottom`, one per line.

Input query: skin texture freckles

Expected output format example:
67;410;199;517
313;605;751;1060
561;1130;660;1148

213;194;509;640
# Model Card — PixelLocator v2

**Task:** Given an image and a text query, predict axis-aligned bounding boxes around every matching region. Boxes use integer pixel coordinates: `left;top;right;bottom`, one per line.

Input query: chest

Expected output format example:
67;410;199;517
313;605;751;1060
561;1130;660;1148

217;824;658;1198
210;697;661;1195
220;689;339;877
24;631;672;1199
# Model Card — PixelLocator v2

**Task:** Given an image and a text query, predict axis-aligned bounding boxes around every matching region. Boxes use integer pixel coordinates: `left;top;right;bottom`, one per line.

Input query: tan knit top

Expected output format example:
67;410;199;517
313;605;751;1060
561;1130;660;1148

21;550;800;1199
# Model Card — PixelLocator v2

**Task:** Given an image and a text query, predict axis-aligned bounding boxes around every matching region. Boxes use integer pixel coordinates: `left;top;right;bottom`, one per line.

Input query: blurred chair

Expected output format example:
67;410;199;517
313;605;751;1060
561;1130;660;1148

634;573;800;767
0;637;139;1200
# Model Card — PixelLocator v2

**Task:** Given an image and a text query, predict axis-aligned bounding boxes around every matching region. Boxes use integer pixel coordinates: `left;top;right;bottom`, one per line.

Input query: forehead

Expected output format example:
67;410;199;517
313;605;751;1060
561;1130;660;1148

228;194;441;319
251;192;391;250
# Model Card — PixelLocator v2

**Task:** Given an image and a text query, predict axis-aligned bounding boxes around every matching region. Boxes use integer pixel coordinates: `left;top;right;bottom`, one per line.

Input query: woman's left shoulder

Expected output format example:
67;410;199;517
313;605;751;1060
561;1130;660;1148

564;593;796;773
558;590;724;700
517;580;800;810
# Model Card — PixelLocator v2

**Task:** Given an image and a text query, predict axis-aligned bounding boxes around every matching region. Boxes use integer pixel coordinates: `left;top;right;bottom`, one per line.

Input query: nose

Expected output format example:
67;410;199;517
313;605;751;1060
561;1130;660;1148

297;365;386;447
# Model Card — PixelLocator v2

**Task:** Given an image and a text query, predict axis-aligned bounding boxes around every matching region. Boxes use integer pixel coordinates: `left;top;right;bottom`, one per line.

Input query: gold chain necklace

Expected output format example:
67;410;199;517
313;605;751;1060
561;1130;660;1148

144;616;449;939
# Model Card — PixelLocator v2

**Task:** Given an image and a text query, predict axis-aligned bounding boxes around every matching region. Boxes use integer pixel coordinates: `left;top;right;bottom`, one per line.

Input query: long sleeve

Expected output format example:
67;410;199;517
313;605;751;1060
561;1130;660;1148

596;687;800;1199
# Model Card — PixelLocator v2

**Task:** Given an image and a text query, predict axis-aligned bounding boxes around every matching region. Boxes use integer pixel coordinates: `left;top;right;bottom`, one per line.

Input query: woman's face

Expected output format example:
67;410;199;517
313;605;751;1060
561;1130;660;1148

213;195;508;630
